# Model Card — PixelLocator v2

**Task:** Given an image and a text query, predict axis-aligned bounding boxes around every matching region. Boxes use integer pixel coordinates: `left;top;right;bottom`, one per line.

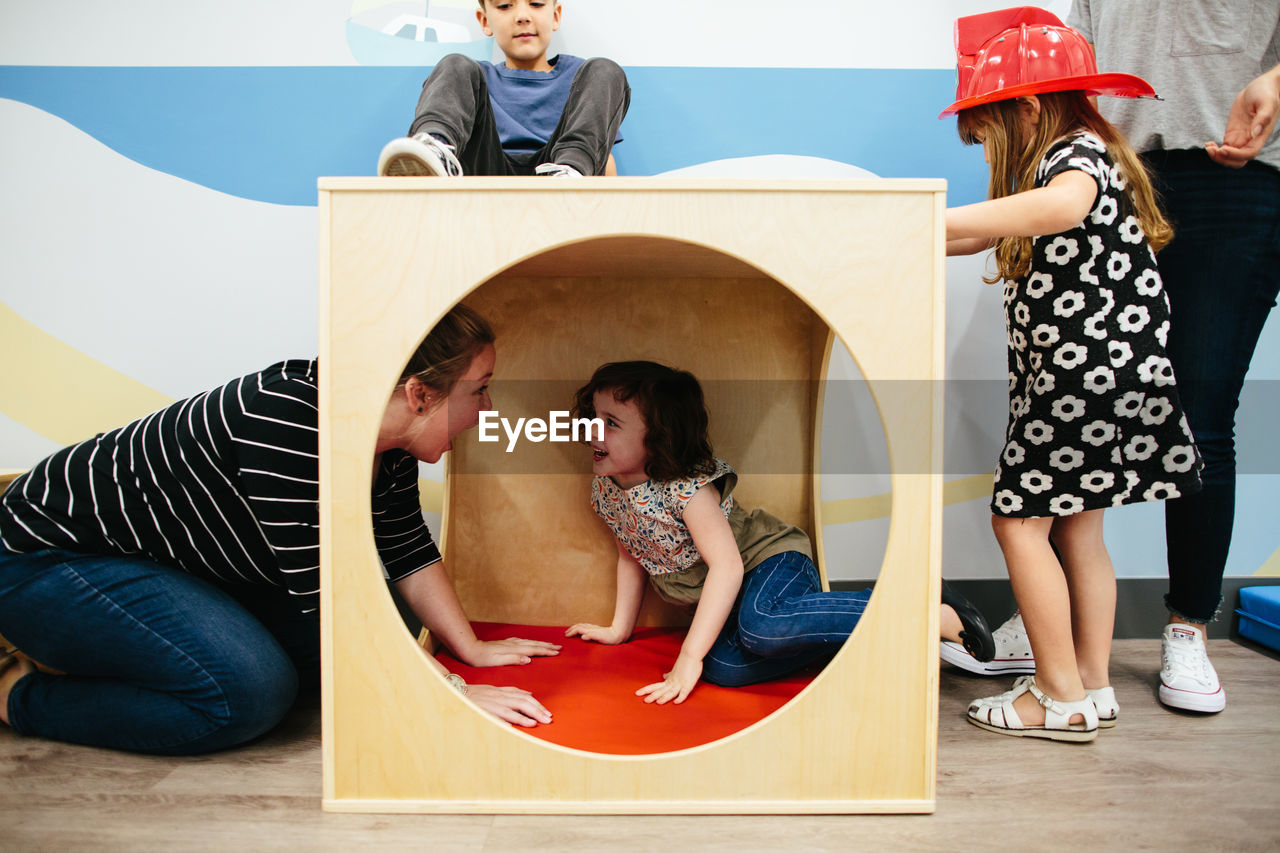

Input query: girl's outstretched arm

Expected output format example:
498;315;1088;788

636;487;744;705
947;236;996;256
946;170;1098;243
565;538;646;645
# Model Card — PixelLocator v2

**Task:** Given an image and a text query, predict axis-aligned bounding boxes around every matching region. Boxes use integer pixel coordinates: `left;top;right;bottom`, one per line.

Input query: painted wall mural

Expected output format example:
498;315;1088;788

1;0;1275;580
347;1;493;66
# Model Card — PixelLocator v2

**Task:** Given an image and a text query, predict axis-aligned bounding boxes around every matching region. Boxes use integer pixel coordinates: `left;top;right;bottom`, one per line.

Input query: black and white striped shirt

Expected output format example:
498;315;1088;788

0;359;441;614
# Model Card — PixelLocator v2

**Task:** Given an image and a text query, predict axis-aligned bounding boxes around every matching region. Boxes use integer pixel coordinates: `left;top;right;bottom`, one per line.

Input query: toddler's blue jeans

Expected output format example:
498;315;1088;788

0;546;317;754
702;550;871;687
1145;151;1280;623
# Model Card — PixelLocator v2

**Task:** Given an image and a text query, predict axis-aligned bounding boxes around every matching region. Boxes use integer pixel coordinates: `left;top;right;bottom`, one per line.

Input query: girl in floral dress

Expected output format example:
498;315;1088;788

562;361;994;705
942;8;1202;742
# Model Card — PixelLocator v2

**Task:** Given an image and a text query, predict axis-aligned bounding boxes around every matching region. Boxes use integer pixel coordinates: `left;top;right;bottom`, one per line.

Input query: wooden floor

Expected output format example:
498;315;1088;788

2;639;1277;851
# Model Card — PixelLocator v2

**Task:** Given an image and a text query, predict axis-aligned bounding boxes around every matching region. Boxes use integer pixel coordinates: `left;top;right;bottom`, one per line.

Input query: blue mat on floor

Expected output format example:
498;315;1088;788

1236;586;1280;652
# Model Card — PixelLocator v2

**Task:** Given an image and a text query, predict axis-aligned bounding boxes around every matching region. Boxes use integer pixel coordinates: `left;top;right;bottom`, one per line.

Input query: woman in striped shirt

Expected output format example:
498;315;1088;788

0;306;557;754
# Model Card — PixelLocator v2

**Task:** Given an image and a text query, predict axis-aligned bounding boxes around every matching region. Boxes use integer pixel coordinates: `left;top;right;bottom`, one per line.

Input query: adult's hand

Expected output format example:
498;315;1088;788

1207;65;1280;168
395;564;562;667
465;683;553;727
460;636;562;668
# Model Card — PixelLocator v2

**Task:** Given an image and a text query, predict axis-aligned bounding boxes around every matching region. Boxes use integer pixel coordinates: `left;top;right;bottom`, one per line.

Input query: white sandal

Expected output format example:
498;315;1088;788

1087;685;1118;728
967;676;1099;742
970;676;1117;728
969;674;1034;709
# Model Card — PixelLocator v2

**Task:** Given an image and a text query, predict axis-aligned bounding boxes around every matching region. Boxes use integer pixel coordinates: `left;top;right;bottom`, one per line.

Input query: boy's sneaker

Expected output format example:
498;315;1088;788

378;133;463;177
1159;623;1226;713
940;612;1036;676
534;162;584;178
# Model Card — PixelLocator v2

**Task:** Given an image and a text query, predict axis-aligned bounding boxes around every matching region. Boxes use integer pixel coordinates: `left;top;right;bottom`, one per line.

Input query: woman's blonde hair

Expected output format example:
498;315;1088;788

398;304;495;394
957;91;1172;283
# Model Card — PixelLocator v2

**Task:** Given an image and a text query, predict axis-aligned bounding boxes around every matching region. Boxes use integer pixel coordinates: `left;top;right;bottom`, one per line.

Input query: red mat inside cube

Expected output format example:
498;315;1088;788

436;622;819;755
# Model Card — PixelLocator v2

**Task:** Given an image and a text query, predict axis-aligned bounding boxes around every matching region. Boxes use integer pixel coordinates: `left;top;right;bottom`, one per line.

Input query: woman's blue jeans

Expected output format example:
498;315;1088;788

703;551;870;687
0;547;318;754
1145;151;1280;623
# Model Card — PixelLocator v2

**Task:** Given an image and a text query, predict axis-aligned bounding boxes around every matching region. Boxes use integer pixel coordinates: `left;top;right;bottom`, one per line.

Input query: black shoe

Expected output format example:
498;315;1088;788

941;580;995;663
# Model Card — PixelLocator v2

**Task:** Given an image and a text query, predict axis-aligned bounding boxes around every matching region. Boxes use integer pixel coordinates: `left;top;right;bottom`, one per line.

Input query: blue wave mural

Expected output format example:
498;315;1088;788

0;65;986;207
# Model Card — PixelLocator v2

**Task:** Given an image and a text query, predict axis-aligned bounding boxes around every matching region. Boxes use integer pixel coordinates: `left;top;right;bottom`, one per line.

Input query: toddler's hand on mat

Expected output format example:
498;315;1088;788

636;655;701;705
467;684;553;727
466;637;562;667
564;623;629;644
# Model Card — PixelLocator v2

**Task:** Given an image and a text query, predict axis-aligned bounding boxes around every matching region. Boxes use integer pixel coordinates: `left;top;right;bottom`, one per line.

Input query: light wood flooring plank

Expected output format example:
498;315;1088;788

1;640;1277;852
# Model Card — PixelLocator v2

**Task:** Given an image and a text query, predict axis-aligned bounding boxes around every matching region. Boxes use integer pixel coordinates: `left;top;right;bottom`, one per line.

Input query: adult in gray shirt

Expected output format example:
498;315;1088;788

1056;0;1280;715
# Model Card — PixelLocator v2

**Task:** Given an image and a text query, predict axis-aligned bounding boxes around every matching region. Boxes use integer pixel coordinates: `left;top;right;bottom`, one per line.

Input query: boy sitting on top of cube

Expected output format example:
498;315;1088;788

378;0;630;178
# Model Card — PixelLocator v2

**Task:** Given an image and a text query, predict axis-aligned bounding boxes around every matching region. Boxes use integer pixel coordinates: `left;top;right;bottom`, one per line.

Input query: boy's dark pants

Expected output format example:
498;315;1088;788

408;54;630;176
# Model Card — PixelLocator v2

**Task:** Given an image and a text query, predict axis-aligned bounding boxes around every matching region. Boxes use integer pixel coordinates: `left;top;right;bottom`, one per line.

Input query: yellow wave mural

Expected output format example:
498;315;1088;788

21;298;1261;570
6;306;1276;572
2;299;927;524
819;473;995;526
0;301;173;446
1256;546;1280;578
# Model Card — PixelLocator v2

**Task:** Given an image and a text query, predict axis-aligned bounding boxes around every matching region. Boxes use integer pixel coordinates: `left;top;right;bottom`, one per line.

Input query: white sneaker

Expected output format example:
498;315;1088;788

534;162;584;178
1159;623;1226;713
378;133;463;177
940;612;1036;676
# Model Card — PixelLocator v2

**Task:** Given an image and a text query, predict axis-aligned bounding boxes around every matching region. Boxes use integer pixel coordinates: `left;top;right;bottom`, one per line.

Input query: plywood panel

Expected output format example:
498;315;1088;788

319;178;945;813
449;272;822;626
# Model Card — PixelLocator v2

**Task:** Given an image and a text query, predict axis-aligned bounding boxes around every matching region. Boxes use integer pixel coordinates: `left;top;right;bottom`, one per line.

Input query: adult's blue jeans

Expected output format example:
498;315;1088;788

702;551;871;687
0;546;318;754
1145;150;1280;623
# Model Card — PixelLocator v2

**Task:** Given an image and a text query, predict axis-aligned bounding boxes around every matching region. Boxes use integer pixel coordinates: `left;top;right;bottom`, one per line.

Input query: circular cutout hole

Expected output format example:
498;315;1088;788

381;235;892;755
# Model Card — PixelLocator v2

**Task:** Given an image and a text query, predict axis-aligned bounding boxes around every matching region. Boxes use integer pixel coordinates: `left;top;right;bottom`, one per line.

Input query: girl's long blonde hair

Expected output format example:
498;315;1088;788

957;91;1172;284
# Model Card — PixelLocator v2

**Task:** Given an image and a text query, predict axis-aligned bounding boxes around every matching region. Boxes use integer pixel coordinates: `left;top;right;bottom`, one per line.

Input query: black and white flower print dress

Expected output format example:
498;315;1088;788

992;131;1201;518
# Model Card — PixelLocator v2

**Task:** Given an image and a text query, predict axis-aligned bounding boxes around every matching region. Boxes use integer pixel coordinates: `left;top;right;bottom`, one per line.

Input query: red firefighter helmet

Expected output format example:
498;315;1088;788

939;6;1156;117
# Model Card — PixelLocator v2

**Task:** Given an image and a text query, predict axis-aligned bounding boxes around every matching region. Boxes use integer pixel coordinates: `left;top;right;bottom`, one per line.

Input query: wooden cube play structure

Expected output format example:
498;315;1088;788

318;178;946;813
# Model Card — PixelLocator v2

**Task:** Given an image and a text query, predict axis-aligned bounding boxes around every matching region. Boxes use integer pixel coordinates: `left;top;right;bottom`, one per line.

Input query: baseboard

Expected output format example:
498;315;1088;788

832;577;1280;640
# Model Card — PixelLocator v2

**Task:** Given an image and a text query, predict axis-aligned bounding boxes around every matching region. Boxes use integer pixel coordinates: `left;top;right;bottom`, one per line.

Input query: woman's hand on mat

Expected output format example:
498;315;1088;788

462;637;562;667
564;623;629;644
466;684;553;727
636;654;702;705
